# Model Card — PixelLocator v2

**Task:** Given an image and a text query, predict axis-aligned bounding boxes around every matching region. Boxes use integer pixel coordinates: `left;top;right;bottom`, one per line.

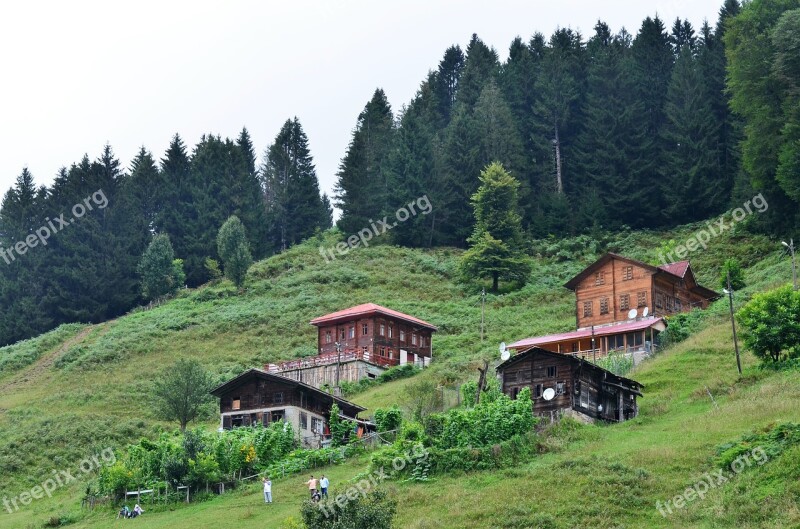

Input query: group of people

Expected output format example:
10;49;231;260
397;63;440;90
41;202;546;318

116;503;144;519
261;473;330;504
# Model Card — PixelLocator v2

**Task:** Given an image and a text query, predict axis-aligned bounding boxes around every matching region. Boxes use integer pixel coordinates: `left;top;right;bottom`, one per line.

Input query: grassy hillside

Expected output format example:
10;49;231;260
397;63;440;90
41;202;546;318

0;225;797;528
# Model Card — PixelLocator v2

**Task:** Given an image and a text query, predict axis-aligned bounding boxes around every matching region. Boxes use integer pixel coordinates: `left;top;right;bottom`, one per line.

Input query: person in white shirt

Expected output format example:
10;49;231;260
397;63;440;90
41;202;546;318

263;476;273;503
319;475;329;499
133;504;144;516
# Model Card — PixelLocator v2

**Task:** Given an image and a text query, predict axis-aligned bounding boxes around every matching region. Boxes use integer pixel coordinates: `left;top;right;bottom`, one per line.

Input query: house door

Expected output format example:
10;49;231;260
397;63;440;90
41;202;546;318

400;349;408;365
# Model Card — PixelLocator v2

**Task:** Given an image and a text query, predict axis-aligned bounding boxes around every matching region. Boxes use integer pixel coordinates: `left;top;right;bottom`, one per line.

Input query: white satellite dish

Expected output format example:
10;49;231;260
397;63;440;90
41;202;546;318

499;342;507;354
542;388;556;401
628;308;638;320
500;350;511;361
642;307;649;317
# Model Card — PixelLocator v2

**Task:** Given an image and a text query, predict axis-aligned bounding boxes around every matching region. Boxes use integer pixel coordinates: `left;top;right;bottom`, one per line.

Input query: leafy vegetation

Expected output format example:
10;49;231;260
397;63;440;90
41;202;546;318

737;284;800;362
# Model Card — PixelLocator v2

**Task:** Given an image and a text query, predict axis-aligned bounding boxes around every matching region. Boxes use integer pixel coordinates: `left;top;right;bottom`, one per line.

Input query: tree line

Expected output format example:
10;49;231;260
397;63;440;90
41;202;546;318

2;0;797;345
0;123;331;345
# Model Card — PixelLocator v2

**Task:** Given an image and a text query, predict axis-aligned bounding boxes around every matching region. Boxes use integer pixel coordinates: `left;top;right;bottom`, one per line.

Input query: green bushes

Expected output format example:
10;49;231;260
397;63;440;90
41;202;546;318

737;285;800;362
715;423;800;469
99;424;296;498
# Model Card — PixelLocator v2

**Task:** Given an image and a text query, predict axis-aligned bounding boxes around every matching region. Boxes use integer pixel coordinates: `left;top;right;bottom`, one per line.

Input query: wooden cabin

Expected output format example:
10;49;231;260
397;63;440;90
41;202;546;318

210;369;366;447
496;347;643;423
565;253;718;329
269;303;437;388
509;254;718;358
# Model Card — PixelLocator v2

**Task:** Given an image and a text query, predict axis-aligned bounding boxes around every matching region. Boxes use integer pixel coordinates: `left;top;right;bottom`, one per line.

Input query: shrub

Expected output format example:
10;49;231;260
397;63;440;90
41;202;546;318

301;489;397;529
374;406;403;434
737;285;800;362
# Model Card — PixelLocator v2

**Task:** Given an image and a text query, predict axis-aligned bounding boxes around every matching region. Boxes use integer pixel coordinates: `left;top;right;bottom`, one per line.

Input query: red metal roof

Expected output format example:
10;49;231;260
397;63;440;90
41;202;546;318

310;303;437;331
508;317;666;350
658;261;690;278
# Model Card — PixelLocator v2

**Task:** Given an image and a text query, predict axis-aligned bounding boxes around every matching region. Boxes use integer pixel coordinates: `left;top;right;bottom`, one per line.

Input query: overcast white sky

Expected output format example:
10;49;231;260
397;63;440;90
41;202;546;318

0;0;723;202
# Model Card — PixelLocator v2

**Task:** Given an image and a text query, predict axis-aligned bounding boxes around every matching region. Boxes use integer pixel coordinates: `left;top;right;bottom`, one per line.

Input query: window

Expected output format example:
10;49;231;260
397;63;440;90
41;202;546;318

556;382;566;395
583;301;593;317
571;342;578;353
534;384;543;398
362;346;369;355
400;330;406;342
380;347;386;357
580;384;589;408
388;349;393;359
622;266;633;281
339;329;345;340
666;297;674;312
300;412;308;430
311;417;324;434
362;324;368;336
232;397;241;411
273;392;283;404
637;291;647;308
388;325;393;338
412;333;417;345
675;298;682;311
620;294;630;311
348;326;355;339
600;297;609;315
546;366;556;378
595;272;605;285
325;331;332;344
271;410;285;422
379;323;385;336
655;292;664;309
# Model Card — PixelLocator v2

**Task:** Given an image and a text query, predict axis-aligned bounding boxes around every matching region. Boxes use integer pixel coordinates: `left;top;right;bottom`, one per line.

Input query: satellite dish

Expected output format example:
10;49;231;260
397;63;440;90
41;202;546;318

500;350;511;361
642;307;649;317
499;342;507;354
543;388;556;401
628;308;638;320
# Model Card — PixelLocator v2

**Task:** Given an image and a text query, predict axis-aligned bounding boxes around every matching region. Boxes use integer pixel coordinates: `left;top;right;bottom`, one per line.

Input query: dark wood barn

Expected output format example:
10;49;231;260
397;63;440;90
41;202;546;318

496;347;643;423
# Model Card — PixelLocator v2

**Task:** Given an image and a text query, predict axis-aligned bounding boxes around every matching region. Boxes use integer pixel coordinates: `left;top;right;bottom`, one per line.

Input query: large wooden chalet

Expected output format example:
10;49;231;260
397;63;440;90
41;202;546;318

210;369;366;447
510;253;718;358
497;347;643;422
268;303;437;388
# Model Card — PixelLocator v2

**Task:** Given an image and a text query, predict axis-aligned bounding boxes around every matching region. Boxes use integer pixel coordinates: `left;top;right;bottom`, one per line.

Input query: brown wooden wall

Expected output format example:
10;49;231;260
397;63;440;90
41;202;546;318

500;353;575;416
219;379;330;417
573;258;655;328
315;315;433;360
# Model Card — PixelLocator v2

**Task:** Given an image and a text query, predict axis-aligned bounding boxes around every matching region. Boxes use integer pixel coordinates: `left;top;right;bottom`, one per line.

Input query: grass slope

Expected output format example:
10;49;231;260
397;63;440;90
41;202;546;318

0;226;797;528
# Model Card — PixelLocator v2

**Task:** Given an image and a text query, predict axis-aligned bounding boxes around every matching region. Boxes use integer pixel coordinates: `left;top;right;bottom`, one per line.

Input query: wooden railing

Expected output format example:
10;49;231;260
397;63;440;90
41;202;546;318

270;350;400;372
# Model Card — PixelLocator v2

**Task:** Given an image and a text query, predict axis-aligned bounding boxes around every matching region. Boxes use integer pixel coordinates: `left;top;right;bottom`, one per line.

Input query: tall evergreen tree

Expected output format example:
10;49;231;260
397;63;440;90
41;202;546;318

334;89;396;235
660;45;723;222
460;162;530;292
262;118;331;252
433;45;465;127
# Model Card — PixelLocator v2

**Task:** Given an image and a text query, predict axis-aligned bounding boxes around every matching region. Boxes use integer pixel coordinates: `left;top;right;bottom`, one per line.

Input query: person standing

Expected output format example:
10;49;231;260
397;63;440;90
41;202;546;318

319;475;329;499
263;476;273;504
305;475;318;500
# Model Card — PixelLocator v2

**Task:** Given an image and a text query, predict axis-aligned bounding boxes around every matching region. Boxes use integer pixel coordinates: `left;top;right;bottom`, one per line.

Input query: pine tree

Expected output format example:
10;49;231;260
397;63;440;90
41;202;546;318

433;45;465;127
456;34;500;110
660;45;723;222
262;118;331;252
217;215;252;289
334;89;395;235
460;162;530;292
532;28;586;196
138;234;183;301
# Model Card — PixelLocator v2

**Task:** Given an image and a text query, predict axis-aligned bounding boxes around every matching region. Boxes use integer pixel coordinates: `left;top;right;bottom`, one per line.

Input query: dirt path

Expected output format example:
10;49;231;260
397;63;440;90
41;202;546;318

0;325;96;394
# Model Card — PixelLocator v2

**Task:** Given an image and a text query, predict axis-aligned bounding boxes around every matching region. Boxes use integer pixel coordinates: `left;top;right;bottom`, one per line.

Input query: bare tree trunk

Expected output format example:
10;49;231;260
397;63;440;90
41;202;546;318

553;120;563;194
475;360;489;405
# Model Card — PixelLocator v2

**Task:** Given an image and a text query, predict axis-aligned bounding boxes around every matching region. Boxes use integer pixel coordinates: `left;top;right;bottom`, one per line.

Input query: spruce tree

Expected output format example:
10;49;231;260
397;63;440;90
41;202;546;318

217;215;252;289
334;89;395;235
460;162;530;292
660;45;723;222
262;118;330;252
138;234;183;301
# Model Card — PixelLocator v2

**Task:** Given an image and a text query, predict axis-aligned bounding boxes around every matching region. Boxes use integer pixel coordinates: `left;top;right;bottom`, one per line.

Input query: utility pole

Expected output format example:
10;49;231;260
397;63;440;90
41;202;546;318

480;288;486;343
726;271;742;376
783;239;797;291
334;341;342;388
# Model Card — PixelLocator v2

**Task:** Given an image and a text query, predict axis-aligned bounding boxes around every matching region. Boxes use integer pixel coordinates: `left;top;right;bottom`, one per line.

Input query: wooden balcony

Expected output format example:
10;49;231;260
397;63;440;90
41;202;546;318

271;349;400;372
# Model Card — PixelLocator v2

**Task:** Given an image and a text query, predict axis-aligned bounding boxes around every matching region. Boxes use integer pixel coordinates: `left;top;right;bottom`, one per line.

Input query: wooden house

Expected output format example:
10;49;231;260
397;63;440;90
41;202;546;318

509;254;718;358
210;368;366;447
269;303;437;388
496;347;643;422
